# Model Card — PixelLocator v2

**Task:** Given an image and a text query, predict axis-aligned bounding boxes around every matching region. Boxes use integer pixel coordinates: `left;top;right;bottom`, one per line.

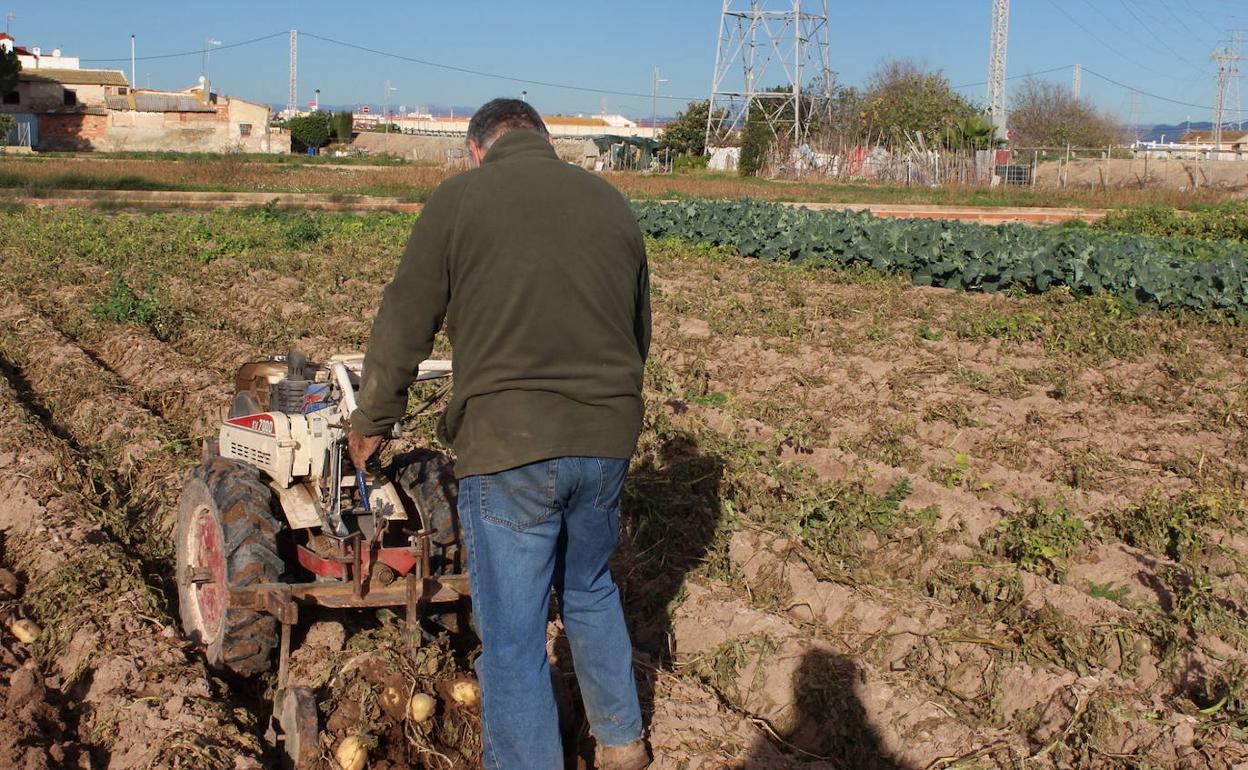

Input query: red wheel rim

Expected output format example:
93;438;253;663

189;505;226;642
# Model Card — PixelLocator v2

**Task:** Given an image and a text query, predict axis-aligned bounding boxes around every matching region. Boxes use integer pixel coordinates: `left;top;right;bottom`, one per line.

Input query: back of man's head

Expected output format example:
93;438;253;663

466;98;550;152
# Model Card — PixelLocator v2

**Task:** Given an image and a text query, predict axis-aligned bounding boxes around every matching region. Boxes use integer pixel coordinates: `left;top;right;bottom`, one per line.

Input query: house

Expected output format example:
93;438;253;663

1;67;130;150
0;33;82;69
0;35;287;153
102;85;285;153
8;67;130;111
1177;129;1248;160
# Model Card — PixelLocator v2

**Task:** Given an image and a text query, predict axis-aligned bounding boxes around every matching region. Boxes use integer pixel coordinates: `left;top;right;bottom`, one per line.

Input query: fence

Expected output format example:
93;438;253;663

750;138;1248;190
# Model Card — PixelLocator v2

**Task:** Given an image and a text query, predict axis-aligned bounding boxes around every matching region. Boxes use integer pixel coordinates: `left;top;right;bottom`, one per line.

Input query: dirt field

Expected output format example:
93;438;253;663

3;154;1242;210
1036;157;1248;194
0;208;1244;769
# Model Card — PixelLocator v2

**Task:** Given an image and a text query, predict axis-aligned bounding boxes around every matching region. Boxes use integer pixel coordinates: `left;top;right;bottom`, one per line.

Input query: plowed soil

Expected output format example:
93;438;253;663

0;207;1244;769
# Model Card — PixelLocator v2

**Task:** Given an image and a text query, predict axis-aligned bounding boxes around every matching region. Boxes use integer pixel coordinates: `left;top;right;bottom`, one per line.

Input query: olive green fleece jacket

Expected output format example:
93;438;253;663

351;130;651;479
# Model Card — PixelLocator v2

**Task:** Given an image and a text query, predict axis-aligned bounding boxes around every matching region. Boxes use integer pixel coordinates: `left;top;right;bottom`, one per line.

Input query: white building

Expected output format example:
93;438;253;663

0;33;81;69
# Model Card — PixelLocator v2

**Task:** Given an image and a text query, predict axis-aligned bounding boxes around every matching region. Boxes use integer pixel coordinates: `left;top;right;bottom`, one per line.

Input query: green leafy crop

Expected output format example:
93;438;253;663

632;199;1248;311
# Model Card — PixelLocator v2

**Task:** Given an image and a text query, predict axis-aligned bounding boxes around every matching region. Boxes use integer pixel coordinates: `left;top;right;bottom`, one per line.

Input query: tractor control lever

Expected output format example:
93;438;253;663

356;469;372;513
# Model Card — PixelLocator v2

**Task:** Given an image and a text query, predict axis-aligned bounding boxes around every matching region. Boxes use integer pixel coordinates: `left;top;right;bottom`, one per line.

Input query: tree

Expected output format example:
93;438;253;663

806;72;866;145
660;100;726;156
860;60;978;144
1009;78;1125;147
0;48;19;99
738;99;773;176
331;110;354;142
287;112;331;153
940;115;997;151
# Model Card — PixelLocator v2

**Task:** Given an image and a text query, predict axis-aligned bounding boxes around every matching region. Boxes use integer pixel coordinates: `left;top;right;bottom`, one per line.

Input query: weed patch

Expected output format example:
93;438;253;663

983;501;1091;582
842;415;921;468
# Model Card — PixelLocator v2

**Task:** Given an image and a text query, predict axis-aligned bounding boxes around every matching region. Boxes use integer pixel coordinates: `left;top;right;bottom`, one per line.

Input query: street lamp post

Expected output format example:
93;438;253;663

202;38;222;90
384;81;398;133
650;66;668;142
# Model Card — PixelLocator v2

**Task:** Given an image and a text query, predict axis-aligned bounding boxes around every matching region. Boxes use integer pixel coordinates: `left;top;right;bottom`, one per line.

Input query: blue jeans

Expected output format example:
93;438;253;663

458;457;643;770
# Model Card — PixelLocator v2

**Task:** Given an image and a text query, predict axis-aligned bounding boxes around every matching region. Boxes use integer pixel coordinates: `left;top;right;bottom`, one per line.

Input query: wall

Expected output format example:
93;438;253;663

381;116;659;139
1034;156;1248;190
7;81;64;112
6;81;118;112
225;98;274;153
18;53;81;69
351;132;591;165
99;109;221;152
36;112;107;150
97;98;285;154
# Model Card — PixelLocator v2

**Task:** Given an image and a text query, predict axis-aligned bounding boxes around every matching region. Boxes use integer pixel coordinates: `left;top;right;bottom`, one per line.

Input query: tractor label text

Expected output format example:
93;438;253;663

227;415;276;435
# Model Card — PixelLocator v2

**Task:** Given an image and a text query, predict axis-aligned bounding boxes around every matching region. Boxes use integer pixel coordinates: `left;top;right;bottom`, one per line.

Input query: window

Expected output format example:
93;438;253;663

2;91;18;105
239;123;252;137
62;89;77;106
117;87;128;95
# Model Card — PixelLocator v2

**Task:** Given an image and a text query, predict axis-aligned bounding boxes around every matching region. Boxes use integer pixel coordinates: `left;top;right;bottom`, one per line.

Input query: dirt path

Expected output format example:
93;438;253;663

10;188;1106;224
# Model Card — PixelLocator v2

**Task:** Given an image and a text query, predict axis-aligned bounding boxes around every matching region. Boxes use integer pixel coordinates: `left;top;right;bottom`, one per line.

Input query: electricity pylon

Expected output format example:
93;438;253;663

287;29;298;118
987;0;1010;137
704;0;832;150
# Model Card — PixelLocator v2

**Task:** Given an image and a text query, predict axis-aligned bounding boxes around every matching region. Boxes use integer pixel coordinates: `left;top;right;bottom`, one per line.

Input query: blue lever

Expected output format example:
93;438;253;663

356;469;372;512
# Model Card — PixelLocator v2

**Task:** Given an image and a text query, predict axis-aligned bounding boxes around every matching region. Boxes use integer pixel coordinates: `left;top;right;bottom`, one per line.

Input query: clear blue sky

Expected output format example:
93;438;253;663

10;1;1247;125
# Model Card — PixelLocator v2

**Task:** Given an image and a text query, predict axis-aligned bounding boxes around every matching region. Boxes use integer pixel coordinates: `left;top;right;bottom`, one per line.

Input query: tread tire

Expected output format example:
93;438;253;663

393;450;460;569
175;457;284;676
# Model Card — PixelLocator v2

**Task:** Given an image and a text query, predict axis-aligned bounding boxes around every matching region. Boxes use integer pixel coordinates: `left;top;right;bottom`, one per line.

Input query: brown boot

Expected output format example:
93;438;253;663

596;740;650;770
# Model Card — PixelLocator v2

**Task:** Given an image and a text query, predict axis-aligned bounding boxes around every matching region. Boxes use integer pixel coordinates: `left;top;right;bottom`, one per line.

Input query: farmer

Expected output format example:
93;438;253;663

348;98;652;770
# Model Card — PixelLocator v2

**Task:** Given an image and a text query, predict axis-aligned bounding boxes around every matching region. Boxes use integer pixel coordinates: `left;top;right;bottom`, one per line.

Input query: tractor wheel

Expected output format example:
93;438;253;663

393;450;460;570
175;457;284;676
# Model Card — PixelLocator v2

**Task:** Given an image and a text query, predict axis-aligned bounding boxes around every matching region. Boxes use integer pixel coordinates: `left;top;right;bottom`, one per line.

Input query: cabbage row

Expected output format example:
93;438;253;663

631;199;1248;311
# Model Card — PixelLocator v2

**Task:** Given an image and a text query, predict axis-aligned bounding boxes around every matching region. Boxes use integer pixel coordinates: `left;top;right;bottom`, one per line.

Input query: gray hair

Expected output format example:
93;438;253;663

466;98;549;150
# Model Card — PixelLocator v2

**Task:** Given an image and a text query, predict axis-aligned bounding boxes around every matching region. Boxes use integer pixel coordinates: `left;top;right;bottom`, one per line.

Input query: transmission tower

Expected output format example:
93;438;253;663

1212;38;1241;152
986;0;1010;137
1071;63;1081;102
287;29;298;117
704;0;832;150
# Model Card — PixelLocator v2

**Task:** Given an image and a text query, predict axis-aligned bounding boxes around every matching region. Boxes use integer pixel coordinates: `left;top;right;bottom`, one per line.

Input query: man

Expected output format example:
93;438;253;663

348;98;651;770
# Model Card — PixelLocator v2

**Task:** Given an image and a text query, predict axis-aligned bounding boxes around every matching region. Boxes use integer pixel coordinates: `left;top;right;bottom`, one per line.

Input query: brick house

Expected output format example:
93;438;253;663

0;34;286;153
0;68;130;150
9;67;130;111
100;85;288;153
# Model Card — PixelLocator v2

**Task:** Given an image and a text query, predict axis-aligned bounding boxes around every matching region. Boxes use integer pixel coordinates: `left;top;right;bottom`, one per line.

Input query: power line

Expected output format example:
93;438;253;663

1080;0;1204;63
80;31;288;63
1176;0;1227;33
951;65;1073;90
300;31;702;102
953;61;1247;115
1156;0;1216;45
1043;0;1178;78
1117;0;1199;66
1082;65;1246;113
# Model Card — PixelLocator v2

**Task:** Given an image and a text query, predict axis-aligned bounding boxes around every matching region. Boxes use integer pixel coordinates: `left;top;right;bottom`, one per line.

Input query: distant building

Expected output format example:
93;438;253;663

103;85;287;153
369;111;661;140
1177;129;1248;159
0;33;82;69
10;67;130;110
0;35;287;152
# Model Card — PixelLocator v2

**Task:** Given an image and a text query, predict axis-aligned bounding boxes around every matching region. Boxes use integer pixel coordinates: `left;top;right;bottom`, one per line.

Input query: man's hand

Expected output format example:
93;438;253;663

347;429;385;471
